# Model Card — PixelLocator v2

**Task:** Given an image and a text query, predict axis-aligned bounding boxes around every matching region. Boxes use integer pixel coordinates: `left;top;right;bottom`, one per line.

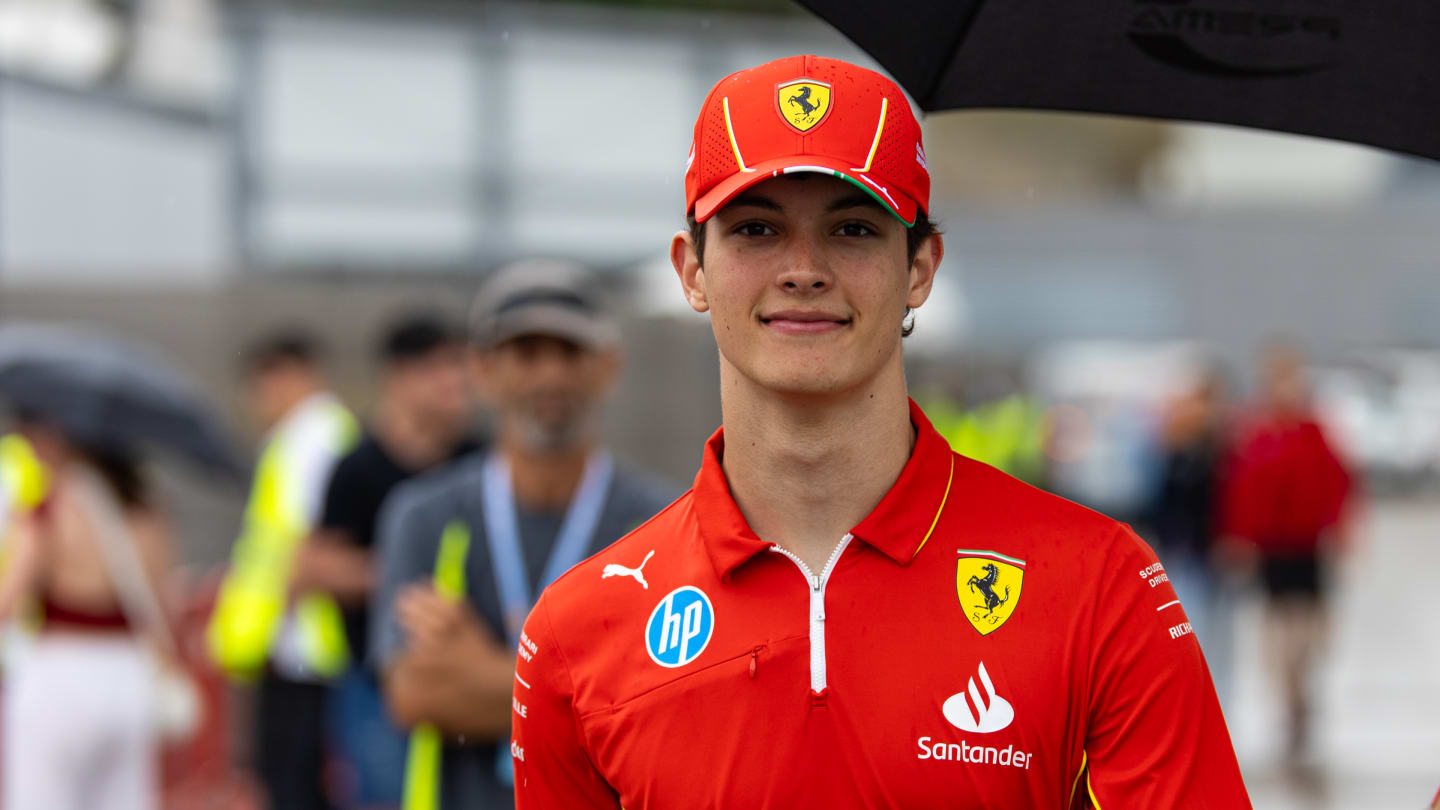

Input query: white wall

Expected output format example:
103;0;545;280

0;77;232;282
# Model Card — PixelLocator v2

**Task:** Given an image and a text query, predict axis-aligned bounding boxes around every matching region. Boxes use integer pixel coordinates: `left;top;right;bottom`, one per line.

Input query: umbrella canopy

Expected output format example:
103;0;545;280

0;323;243;478
797;1;1439;161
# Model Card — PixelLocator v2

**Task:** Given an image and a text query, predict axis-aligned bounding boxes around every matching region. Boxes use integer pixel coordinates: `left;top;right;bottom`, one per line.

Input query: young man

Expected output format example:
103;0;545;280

371;263;679;810
296;314;480;807
207;333;357;810
512;55;1251;809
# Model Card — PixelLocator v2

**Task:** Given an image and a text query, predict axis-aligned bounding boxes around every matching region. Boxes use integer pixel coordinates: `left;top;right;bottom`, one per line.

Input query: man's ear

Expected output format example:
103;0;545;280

906;232;944;310
671;229;709;313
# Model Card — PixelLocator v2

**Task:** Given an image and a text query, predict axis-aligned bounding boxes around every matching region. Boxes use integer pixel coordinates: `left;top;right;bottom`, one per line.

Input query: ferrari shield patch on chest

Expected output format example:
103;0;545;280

776;79;832;133
956;550;1025;636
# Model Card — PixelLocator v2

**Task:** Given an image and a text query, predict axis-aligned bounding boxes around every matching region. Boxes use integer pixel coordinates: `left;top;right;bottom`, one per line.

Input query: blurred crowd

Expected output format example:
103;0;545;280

0;276;1364;810
0;268;1361;810
923;338;1355;779
0;263;680;810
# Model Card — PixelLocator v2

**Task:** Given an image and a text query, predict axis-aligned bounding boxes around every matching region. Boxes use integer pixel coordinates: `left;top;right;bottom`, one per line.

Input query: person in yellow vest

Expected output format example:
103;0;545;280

206;333;357;810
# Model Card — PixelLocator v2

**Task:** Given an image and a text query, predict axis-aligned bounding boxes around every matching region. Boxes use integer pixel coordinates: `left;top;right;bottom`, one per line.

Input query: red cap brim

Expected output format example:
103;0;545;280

693;156;919;227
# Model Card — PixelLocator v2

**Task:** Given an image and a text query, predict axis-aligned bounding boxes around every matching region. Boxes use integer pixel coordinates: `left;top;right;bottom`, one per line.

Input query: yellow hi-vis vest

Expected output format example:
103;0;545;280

926;393;1049;486
0;434;49;520
0;434;50;572
206;396;358;682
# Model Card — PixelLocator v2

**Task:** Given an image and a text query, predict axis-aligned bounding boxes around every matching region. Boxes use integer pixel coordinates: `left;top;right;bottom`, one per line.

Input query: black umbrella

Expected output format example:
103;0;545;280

796;0;1439;161
0;323;243;478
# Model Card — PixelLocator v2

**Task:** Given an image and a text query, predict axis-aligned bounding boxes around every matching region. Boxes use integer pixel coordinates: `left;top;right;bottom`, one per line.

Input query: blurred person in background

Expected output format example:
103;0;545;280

371;263;679;810
923;371;1049;487
207;333;358;810
294;314;481;809
0;418;174;810
1221;339;1352;770
1146;363;1234;698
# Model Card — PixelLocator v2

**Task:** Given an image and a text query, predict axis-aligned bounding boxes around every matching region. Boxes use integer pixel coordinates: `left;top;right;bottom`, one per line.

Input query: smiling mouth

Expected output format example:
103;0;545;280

760;312;851;334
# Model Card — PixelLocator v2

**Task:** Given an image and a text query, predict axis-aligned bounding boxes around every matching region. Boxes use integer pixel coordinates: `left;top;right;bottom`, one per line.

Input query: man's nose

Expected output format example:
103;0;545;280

775;234;831;293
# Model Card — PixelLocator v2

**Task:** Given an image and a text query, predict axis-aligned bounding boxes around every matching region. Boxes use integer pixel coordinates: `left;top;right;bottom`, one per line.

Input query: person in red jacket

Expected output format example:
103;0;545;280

510;55;1251;809
1221;340;1352;767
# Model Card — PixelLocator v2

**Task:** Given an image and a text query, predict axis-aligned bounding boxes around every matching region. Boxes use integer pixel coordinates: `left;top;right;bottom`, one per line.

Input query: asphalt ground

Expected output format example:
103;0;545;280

1220;496;1440;810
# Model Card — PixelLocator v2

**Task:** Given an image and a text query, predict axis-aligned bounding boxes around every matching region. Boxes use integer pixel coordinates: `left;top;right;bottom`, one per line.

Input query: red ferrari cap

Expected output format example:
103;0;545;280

684;54;930;227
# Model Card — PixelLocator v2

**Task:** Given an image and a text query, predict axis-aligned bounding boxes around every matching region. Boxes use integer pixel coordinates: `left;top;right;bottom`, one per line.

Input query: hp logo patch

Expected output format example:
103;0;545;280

645;586;714;668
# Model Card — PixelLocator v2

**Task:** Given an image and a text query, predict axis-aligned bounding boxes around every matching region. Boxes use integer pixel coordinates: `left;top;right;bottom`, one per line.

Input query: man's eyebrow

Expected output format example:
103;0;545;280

725;194;782;211
826;193;886;214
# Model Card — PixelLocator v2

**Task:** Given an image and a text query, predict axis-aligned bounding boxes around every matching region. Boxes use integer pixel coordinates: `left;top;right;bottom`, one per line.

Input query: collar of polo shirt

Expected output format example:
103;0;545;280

692;398;957;582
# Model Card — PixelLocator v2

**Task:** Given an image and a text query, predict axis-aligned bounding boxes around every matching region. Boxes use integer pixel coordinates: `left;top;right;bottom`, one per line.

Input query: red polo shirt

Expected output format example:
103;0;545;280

512;401;1250;809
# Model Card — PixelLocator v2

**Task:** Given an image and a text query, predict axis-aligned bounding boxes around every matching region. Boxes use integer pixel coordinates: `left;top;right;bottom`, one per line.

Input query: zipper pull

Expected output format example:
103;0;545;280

810;574;820;591
749;647;761;679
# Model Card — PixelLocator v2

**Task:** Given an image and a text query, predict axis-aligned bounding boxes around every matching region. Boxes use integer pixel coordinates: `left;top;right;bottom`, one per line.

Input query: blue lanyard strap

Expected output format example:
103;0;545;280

481;450;613;788
480;449;614;645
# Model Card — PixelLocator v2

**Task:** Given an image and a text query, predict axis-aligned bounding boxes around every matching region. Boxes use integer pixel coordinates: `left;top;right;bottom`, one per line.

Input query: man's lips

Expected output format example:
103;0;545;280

761;310;850;335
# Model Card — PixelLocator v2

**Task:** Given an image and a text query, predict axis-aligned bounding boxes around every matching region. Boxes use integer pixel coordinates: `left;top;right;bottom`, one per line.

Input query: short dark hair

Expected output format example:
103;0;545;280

685;212;940;338
379;313;461;363
243;330;322;375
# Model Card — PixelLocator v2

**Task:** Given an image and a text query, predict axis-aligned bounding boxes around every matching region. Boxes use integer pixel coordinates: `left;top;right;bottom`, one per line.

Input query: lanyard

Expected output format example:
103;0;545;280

481;449;614;645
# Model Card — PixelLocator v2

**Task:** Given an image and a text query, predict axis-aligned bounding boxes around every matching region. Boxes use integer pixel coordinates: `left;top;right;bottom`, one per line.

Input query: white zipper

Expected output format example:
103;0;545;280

770;533;854;694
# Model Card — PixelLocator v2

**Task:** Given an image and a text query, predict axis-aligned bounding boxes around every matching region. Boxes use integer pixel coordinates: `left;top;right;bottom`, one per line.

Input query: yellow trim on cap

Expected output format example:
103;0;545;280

851;96;889;173
722;96;758;174
910;454;955;560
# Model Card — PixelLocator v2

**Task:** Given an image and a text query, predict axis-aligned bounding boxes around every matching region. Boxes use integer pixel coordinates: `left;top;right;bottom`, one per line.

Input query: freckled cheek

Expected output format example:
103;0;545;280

841;267;904;323
707;265;771;325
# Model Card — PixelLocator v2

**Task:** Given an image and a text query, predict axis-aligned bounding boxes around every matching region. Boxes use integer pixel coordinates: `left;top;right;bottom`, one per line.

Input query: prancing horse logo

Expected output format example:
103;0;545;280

602;549;654;589
955;551;1026;637
787;86;820;118
967;563;1011;616
776;79;832;133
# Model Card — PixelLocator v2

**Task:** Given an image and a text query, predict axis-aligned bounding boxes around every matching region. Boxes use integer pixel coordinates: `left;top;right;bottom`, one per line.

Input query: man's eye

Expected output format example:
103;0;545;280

734;222;776;237
836;222;876;237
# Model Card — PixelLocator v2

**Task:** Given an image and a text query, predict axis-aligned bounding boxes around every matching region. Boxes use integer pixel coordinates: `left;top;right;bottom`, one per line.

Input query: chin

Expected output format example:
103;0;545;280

746;359;864;396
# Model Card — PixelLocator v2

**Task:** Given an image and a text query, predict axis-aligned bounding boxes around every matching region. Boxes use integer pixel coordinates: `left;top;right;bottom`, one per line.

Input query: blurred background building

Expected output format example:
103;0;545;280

1;1;1438;808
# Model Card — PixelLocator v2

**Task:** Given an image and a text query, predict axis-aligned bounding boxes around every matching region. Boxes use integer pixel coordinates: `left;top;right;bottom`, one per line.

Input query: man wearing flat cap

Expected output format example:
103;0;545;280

371;261;680;810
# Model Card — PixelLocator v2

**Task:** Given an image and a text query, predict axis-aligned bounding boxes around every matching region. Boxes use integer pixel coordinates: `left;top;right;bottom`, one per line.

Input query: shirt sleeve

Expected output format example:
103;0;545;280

1077;525;1251;810
369;482;442;670
513;594;621;810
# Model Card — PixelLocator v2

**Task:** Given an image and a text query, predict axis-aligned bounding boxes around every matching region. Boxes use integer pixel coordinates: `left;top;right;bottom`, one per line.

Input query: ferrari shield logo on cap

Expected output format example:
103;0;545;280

776;79;832;133
956;550;1025;637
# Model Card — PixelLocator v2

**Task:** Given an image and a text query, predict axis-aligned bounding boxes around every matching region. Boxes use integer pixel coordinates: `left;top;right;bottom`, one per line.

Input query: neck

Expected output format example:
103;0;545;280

502;438;594;510
719;358;914;572
373;402;455;472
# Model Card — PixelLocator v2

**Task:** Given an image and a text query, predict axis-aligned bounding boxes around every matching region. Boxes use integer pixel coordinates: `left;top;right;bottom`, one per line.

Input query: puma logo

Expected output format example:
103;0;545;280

601;550;655;589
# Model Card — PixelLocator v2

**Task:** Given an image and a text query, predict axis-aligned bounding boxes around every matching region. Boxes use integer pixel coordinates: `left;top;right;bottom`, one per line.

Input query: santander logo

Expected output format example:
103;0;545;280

942;662;1014;734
